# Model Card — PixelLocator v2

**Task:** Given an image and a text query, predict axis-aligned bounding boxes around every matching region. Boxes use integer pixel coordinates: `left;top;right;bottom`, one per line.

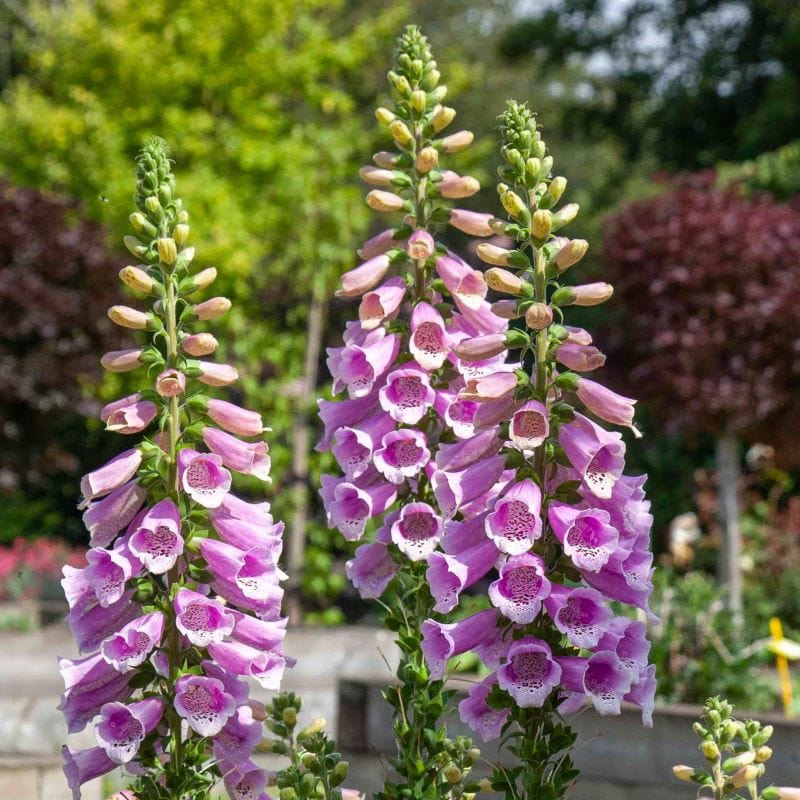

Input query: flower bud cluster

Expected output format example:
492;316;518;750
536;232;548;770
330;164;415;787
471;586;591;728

61;138;287;800
673;696;794;800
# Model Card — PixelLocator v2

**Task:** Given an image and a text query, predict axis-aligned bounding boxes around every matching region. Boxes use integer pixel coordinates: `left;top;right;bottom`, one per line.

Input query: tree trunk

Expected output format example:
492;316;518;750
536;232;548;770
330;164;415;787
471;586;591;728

716;434;743;632
285;286;327;624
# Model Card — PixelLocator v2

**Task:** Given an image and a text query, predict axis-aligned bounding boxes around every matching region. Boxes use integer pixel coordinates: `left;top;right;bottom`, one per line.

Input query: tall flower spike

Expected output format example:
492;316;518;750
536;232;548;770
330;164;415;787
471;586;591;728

414;102;655;799
317;25;494;798
60;138;288;800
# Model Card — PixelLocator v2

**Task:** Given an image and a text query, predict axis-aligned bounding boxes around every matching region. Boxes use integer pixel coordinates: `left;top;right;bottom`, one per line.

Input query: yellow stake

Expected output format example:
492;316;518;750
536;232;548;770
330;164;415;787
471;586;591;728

770;617;794;716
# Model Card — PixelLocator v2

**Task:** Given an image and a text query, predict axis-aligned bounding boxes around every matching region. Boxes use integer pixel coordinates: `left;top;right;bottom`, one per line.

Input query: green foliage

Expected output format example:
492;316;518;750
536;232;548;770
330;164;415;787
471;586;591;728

719;140;800;200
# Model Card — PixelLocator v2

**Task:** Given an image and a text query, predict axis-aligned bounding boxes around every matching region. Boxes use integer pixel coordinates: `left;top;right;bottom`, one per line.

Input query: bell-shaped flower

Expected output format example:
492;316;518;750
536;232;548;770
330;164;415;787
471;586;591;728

207;399;264;438
174;674;236;737
229;610;287;652
390;502;443;561
374;429;431;484
203;427;271;481
434;390;478;439
488;553;551;624
95;698;163;764
66;586;139;654
576;378;640;436
432;454;505;519
544;585;612;649
559;413;625;500
129;499;184;575
320;473;397;541
583;548;655;615
427;539;499;613
557;651;633;716
624;663;656;727
317;390;379;451
435;428;502;472
421;608;499;680
81;449;143;503
82;480;146;548
174;589;235;647
202;659;250;706
359;277;406;330
100;393;158;435
548;504;619;573
208;640;286;690
101;612;165;672
178;449;232;509
581;474;652;549
435;253;487;310
556;343;606;372
62;745;117;800
410;302;449;370
209;513;283;556
497;637;561;708
378;366;435;424
596;618;651;682
346;540;398;599
327;324;400;398
85;547;138;607
485;479;543;555
458;674;511;742
336;254;392;297
509;400;549;451
220;759;268;800
332;413;394;481
155;368;186;397
216;493;274;527
200;539;285;602
213;705;262;766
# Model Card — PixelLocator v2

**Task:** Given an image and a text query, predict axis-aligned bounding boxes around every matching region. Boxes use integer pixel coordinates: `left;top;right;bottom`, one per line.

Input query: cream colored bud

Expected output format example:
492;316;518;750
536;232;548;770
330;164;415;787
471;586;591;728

555;239;589;271
476;242;511;266
732;765;759;789
388;119;413;146
359;166;395;186
755;746;773;763
488;217;509;235
375;107;396;126
525;302;553;330
282;707;297;725
193;296;232;320
157;237;177;266
553;202;580;229
547;176;567;204
173;223;190;246
373;151;400;168
485;267;524;295
440;130;474;153
189;267;218;293
366;190;404;212
532;209;553;239
181;333;218;357
411;90;427;112
438;175;480;199
299;718;326;737
119;266;154;294
501;190;527;218
526;157;541;177
443;765;462;784
181;246;195;265
128;212;148;232
477;779;493;792
700;740;720;761
144;195;162;215
672;765;696;782
431;105;456;132
572;282;613;306
415;146;439;173
108;305;150;330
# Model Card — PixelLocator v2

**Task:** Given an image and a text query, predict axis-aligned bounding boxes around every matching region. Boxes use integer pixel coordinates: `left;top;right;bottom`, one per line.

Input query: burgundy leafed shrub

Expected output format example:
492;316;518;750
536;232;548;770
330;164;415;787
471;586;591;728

602;171;800;454
0;181;122;488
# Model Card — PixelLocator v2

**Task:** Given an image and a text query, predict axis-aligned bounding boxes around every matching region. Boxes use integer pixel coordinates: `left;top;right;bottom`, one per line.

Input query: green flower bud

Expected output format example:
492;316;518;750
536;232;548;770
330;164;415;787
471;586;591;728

547;176;567;205
173;223;190;247
144;195;164;219
281;707;297;725
700;740;720;761
723;751;755;772
754;725;774;746
388;71;411;96
330;760;349;786
375;107;396;126
443;764;462;784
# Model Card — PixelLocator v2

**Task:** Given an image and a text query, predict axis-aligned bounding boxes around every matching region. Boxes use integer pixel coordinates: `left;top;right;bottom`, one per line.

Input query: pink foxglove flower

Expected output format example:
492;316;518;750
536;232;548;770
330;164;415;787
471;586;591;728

379;366;436;424
82;481;146;548
95;698;164;763
509;400;549;450
459;674;511;742
203;427;271;481
374;429;430;484
128;499;184;574
178;449;233;508
485;479;543;555
497;637;562;707
100;612;165;672
155;368;186;397
101;394;158;434
174;589;235;647
206;399;265;437
488;553;551;623
390;502;443;561
174;674;236;737
421;609;500;680
80;449;143;503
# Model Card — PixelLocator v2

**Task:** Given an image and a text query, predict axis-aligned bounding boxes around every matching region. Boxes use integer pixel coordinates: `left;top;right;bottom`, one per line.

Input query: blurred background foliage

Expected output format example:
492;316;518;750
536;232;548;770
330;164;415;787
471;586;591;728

2;0;800;706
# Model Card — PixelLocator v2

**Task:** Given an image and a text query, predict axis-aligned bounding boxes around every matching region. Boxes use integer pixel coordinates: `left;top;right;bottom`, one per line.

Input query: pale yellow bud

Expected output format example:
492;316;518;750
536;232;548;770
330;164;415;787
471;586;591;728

359;166;395;187
532;209;553;239
189;267;218;293
375;107;395;126
732;764;759;789
755;746;773;763
553;202;580;229
440;130;474;153
415;146;439;173
526;157;541;177
366;190;404;212
700;740;720;761
431;105;456;132
388;119;413;146
108;305;150;330
476;242;511;266
501;190;527;218
299;718;326;737
485;267;524;295
157;237;177;266
119;266;154;294
128;212;149;232
672;765;696;782
411;90;427;113
525;302;553;330
173;223;190;247
547;176;567;204
442;765;462;784
555;239;589;272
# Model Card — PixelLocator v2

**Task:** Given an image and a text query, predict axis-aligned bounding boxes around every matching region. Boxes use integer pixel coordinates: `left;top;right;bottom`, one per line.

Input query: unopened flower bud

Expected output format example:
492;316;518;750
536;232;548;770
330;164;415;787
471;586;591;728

732;764;759;788
526;157;541;178
525;302;553;330
101;349;144;373
373;151;400;169
144;195;163;217
440;130;474;153
359;166;395;186
123;235;148;259
367;190;404;212
486;267;524;295
331;760;349;785
181;333;218;357
555;239;589;271
157;237;177;266
776;788;800;799
415;146;439;173
573;282;613;306
299;718;326;738
723;751;755;771
454;333;507;362
447;209;493;236
281;707;297;725
108;305;150;330
388;119;413;147
431;105;456;132
173;223;190;246
443;765;462;784
156;369;186;397
119;266;155;294
411;89;427;113
755;746;773;763
491;299;521;319
672;765;696;782
128;212;154;236
547;177;568;205
501;190;528;219
553;202;580;230
753;725;774;746
388;71;411;96
193;296;232;320
438;174;480;199
532;209;553;239
196;362;238;387
375;107;396;126
187;266;218;293
247;700;267;722
476;242;511;266
407;230;435;260
700;740;720;761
